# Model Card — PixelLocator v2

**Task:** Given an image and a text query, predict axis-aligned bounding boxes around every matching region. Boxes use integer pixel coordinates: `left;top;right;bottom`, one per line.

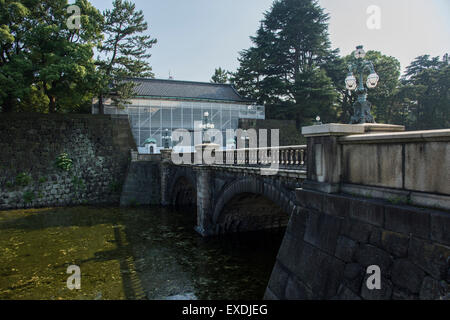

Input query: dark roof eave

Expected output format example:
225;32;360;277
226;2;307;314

126;94;257;104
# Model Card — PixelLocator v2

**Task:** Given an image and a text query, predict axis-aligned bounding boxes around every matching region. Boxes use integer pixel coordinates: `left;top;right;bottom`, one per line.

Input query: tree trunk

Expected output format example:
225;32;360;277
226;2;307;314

49;96;56;113
43;81;56;113
98;94;104;114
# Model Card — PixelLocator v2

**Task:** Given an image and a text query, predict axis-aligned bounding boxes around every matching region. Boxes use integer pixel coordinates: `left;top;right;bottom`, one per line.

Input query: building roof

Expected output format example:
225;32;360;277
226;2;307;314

128;78;253;103
144;138;157;144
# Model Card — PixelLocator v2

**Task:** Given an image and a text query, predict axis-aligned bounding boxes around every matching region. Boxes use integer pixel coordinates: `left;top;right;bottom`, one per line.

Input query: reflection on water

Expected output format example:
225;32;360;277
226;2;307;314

0;206;285;300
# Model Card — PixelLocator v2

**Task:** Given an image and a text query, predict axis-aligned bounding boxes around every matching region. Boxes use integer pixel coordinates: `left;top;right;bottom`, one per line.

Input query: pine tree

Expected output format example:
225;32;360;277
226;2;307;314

401;55;449;130
232;0;337;127
211;67;229;84
96;0;156;113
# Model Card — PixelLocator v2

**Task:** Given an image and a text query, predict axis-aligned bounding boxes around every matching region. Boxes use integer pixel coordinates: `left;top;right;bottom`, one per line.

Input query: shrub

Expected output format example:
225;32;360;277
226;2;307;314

38;176;48;184
72;176;86;191
16;173;32;187
55;153;73;171
23;191;35;204
109;181;122;193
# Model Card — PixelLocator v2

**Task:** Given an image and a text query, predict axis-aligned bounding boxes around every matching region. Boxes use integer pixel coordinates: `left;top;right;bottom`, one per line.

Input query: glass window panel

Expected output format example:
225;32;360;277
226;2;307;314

151;108;161;128
211;106;220;130
221;107;231;130
151;131;162;147
132;130;139;146
182;102;193;130
140;107;151;129
231;110;239;129
193;108;202;129
172;107;182;129
161;107;171;129
140;130;150;147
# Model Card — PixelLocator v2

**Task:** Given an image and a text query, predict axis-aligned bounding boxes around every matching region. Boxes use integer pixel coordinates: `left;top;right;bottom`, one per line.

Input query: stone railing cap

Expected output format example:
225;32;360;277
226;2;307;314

338;129;450;144
302;123;405;137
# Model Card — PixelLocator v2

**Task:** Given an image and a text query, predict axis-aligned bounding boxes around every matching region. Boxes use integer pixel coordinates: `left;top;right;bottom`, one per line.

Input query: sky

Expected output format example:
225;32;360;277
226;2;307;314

89;0;450;82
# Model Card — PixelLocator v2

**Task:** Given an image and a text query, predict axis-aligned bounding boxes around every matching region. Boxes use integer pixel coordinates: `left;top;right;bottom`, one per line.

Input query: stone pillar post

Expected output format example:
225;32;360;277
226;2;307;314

194;166;214;236
301;123;404;193
131;150;138;162
160;148;172;206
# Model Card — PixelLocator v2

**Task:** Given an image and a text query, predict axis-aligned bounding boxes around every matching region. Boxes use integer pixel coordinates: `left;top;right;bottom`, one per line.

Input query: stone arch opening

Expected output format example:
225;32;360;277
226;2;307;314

171;176;196;210
214;192;290;234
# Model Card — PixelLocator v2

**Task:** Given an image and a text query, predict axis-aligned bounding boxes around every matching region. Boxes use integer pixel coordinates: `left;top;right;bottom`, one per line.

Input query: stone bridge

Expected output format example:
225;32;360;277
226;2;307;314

160;146;307;236
120;123;450;300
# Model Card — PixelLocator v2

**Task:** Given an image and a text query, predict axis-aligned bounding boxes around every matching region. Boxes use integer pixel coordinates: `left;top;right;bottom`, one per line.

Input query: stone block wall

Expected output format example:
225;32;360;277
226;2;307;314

120;161;161;206
265;189;450;300
0;113;136;210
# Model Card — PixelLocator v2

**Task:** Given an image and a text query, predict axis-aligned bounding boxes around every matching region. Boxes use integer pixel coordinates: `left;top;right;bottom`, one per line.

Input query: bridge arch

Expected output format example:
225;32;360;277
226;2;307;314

167;167;197;208
212;177;296;234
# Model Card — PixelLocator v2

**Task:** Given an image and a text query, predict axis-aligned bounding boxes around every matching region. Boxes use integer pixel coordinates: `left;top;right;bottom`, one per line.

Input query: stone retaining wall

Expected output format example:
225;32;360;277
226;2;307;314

0;113;136;210
120;161;161;207
265;189;450;300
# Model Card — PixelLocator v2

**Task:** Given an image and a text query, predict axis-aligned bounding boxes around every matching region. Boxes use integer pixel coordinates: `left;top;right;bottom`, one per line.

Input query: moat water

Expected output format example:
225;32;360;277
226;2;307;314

0;206;284;300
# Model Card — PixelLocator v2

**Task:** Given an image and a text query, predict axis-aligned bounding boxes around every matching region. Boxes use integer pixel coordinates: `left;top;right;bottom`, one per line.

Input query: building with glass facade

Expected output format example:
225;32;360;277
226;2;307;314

92;78;265;153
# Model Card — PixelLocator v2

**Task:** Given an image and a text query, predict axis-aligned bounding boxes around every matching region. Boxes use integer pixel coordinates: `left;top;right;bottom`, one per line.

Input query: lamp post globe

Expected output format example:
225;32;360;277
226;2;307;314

354;45;366;59
366;72;380;89
345;73;357;91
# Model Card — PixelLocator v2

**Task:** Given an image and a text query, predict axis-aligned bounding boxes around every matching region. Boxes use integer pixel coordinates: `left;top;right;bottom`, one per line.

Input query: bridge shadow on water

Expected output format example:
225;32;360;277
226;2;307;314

0;205;286;300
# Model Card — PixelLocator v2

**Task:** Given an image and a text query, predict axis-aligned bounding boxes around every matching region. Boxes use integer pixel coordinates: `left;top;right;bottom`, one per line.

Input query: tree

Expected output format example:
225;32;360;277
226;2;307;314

0;0;34;112
28;0;103;113
0;0;103;113
211;67;229;84
232;0;338;127
401;54;449;130
96;0;157;113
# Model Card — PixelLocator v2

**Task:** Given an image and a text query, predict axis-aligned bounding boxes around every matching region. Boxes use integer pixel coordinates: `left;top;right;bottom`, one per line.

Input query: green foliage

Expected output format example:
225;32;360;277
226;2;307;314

72;176;86;191
1;0;447;132
388;196;407;205
55;153;73;171
0;0;104;113
23;191;35;204
15;172;31;187
109;180;122;193
5;181;14;190
399;54;449;130
96;0;157;113
38;176;48;184
232;0;447;131
211;67;230;84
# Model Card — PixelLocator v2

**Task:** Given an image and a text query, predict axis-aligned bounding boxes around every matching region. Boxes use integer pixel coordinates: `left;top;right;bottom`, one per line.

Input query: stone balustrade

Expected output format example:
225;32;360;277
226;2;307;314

171;145;307;170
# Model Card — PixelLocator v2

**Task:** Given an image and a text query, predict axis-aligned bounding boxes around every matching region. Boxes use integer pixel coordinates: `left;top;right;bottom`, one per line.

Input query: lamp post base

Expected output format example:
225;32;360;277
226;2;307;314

350;98;375;124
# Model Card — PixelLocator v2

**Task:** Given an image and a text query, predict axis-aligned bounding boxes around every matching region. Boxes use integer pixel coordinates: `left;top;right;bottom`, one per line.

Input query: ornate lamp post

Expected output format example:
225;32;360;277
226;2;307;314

345;45;380;124
162;128;171;149
199;111;215;143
